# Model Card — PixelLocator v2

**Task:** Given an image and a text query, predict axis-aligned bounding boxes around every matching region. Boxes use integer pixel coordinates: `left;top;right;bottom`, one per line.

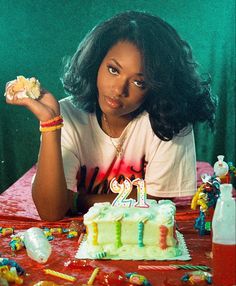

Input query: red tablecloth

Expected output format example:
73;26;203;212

0;163;215;286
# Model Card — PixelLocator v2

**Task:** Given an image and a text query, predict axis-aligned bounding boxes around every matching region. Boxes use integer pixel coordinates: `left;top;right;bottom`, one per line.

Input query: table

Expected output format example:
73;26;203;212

0;164;215;286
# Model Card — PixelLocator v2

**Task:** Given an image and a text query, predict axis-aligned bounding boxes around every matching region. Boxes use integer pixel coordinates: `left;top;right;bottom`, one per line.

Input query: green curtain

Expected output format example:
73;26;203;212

0;0;235;193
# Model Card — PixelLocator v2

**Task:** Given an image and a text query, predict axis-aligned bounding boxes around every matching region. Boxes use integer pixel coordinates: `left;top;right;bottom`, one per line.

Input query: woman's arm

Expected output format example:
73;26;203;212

6;87;72;221
32;129;72;221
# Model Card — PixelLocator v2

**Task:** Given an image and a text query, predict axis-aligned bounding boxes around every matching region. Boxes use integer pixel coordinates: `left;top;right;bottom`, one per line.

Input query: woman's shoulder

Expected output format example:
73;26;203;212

135;111;194;146
135;111;150;125
59;96;90;122
135;111;157;136
59;96;79;111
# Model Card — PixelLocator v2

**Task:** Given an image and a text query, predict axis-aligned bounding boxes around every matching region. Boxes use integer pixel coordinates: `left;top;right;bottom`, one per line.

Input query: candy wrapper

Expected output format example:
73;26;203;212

181;271;212;284
5;75;41;100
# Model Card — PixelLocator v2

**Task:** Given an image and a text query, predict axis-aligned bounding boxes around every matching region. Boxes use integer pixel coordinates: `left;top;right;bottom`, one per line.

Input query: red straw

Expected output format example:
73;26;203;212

138;265;178;270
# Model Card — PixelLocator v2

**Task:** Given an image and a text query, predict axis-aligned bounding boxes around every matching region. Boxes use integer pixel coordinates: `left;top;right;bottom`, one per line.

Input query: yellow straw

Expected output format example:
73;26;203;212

87;267;100;285
44;269;76;282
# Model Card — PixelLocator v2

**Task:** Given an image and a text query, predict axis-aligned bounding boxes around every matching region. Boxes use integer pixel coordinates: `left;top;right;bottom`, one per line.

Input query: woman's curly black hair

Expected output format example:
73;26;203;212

61;10;217;141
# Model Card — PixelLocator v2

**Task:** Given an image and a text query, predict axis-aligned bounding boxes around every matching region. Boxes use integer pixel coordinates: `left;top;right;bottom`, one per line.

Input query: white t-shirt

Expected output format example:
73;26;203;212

60;97;196;197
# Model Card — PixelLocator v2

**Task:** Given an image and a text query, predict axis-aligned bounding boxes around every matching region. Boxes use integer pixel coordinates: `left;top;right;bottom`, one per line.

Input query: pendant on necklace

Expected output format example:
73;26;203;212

115;144;123;158
102;113;128;158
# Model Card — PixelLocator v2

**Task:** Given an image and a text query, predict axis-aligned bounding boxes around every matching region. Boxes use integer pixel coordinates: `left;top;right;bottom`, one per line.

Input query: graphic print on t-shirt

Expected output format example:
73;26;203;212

76;155;147;194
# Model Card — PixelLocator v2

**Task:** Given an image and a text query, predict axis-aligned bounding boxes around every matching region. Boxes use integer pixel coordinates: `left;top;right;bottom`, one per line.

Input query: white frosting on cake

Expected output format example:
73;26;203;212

83;199;181;259
5;76;41;100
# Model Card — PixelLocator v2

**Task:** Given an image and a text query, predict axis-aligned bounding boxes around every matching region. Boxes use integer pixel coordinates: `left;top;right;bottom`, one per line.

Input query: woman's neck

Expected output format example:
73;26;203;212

102;113;132;138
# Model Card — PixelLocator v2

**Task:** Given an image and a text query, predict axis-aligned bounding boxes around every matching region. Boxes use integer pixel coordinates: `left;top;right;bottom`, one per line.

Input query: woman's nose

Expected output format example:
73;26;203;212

113;78;129;97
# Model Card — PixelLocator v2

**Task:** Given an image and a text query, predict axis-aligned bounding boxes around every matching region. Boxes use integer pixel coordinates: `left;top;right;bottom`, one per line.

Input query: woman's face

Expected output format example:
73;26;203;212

97;41;148;119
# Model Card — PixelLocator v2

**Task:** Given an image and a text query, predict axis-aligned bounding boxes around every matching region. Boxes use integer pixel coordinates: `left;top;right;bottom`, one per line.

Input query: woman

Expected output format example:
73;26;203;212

6;11;217;221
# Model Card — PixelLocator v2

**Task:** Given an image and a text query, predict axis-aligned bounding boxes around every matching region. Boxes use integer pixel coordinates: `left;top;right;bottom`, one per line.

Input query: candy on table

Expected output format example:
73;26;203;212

43;229;54;241
67;230;78;239
9;236;25;251
0;265;24;285
67;220;86;240
125;272;152;286
181;271;212;284
0;227;14;236
49;227;63;234
44;269;76;282
0;258;25;275
48;227;68;234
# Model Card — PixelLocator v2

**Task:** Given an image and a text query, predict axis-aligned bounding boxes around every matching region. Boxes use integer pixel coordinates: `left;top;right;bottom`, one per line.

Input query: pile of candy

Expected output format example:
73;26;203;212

181;271;212;284
0;258;25;285
0;221;85;253
191;155;236;235
63;259;152;285
1;221;215;285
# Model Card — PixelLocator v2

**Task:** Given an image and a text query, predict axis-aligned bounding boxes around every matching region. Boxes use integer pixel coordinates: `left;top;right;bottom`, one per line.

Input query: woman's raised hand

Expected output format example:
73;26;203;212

5;77;60;122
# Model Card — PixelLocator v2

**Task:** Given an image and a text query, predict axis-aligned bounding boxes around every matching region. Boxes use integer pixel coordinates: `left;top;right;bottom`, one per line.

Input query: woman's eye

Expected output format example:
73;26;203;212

134;80;146;89
108;66;119;75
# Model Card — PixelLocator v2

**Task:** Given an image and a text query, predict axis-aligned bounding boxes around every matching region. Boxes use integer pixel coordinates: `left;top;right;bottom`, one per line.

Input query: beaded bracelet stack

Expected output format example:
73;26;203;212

40;115;64;132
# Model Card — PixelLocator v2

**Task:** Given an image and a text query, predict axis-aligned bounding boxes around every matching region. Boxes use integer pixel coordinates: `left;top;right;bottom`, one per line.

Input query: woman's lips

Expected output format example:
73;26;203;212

104;96;122;109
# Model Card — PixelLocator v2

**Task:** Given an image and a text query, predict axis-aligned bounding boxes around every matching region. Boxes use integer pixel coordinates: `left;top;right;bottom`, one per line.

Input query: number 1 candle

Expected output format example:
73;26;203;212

133;178;149;208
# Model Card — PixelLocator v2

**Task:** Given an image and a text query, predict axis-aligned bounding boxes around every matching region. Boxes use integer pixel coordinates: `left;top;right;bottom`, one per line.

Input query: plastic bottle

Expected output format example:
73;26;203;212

24;227;52;264
212;184;236;286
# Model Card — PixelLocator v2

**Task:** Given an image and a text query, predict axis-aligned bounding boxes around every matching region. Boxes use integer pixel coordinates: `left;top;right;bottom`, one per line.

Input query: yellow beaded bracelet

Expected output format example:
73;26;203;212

40;123;63;132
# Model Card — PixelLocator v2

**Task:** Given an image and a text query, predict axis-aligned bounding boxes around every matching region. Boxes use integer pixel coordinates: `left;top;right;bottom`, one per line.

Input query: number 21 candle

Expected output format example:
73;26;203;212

110;177;149;208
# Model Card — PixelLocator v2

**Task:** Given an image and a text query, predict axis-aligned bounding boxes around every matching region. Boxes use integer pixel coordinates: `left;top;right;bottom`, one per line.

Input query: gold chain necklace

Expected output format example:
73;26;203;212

103;114;130;158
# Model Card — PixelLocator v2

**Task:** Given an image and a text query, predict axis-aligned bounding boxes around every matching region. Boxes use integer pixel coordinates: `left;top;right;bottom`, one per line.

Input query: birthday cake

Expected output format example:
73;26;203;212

5;75;41;100
82;199;182;260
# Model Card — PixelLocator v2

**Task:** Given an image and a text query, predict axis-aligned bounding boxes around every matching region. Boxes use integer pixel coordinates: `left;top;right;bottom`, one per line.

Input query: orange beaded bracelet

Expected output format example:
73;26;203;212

40;115;63;126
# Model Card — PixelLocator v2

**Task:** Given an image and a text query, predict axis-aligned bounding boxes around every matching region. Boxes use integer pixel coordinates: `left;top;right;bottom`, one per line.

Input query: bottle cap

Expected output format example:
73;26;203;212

213;155;229;176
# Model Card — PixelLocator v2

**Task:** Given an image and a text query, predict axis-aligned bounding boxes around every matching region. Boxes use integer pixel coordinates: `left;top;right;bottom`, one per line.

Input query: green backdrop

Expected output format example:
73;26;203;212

0;0;235;193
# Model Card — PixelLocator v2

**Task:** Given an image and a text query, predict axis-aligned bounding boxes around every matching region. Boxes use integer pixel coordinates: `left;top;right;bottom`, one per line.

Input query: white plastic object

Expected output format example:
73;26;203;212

212;184;235;244
213;155;229;177
24;227;52;263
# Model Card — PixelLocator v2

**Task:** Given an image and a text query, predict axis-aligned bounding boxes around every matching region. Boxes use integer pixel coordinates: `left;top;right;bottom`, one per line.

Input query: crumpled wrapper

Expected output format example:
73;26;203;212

5;75;41;100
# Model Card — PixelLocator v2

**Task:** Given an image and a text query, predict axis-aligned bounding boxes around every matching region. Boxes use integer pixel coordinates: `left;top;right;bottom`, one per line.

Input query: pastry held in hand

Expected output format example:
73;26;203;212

5;75;41;100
